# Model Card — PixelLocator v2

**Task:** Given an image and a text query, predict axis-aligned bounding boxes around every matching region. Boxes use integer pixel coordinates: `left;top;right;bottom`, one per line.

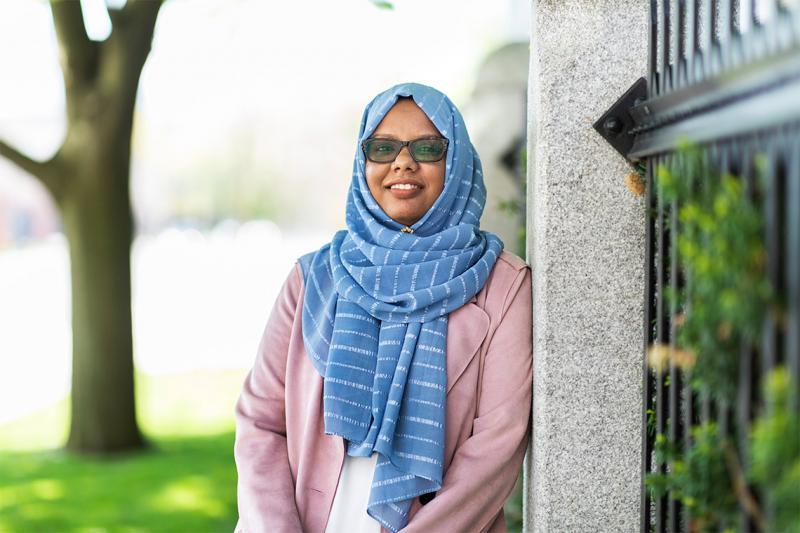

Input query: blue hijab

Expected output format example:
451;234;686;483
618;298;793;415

298;82;503;532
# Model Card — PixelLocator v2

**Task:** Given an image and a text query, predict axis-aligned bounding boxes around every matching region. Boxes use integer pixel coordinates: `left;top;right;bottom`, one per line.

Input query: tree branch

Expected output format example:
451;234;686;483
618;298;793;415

0;140;62;199
119;0;163;65
50;0;99;84
723;442;766;531
102;0;164;108
109;0;163;32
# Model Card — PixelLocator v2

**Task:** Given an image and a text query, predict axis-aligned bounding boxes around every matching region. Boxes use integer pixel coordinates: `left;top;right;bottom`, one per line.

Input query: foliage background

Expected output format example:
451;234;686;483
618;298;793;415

645;146;799;533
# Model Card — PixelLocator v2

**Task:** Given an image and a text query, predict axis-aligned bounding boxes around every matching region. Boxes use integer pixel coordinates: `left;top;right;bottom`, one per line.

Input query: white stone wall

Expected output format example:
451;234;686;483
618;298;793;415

524;1;648;531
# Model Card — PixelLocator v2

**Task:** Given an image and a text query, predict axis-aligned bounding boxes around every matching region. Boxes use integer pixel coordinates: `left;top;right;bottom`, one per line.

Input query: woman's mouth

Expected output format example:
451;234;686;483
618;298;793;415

386;182;423;199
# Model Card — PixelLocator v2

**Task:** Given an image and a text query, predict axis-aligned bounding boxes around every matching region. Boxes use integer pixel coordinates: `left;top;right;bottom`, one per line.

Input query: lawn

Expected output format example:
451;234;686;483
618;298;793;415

0;370;246;533
0;432;238;532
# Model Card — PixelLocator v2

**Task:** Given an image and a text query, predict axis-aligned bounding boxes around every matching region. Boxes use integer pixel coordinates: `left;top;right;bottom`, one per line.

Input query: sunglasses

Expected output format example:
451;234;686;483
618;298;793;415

362;137;449;164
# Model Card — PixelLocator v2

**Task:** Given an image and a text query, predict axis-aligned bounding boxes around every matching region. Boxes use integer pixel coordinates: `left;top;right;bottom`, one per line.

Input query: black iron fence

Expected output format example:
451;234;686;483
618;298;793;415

594;1;799;531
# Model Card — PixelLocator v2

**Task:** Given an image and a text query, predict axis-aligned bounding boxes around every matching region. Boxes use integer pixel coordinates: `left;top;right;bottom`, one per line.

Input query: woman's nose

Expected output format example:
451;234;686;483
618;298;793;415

392;146;418;171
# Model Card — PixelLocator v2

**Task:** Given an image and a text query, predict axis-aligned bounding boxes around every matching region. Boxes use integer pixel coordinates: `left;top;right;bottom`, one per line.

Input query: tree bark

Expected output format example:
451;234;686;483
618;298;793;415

61;0;162;455
62;156;142;453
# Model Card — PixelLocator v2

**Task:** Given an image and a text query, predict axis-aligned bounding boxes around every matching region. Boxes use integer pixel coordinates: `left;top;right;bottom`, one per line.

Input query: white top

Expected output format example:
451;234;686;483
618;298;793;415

324;452;383;533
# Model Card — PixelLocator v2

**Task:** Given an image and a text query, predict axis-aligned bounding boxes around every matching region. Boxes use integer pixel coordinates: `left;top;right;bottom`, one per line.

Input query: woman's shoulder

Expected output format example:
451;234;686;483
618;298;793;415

296;241;333;281
494;250;528;274
478;250;530;322
486;250;530;291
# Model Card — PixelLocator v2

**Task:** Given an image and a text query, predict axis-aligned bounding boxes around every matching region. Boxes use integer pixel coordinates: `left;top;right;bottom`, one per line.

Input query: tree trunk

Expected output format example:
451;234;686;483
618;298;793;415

58;2;161;454
61;149;143;453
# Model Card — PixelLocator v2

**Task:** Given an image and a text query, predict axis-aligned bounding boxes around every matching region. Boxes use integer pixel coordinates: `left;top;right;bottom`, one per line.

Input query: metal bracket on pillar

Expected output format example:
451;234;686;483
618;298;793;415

592;77;648;161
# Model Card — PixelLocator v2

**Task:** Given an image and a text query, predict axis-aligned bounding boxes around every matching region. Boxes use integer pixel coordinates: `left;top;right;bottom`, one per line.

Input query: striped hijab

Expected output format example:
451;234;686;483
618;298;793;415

298;83;503;532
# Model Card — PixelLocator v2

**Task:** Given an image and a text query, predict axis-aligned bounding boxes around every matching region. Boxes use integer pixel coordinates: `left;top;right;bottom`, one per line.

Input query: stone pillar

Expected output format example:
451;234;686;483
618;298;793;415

523;1;648;531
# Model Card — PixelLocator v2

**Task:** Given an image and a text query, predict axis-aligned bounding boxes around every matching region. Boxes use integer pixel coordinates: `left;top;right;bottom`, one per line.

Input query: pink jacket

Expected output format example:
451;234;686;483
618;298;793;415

234;250;533;533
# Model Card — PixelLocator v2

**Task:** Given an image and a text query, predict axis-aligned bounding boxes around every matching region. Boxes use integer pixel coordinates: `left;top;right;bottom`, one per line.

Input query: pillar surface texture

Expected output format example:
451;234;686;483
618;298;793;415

523;1;648;531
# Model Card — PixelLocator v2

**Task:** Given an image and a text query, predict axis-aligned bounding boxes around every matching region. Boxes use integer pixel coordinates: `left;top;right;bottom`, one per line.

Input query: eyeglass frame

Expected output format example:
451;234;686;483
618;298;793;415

361;137;449;164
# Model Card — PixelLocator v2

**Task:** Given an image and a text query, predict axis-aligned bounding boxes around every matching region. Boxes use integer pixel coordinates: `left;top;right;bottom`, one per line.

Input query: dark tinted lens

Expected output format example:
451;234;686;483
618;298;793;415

364;139;401;162
410;139;446;162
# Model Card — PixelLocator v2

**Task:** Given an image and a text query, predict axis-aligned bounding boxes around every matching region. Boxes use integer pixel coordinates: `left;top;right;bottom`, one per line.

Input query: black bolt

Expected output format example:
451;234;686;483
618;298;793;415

603;116;624;136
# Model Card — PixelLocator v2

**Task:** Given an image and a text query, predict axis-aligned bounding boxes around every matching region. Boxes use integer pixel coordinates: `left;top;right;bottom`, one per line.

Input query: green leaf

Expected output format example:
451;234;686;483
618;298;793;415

370;0;395;9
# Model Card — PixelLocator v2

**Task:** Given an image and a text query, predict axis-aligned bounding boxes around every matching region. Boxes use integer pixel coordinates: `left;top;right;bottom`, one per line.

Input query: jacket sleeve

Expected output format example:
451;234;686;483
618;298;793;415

233;264;304;533
402;268;533;533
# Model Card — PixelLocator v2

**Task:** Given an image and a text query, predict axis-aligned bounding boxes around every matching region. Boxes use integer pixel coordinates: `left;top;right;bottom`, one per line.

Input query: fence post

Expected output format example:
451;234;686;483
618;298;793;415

523;1;648;531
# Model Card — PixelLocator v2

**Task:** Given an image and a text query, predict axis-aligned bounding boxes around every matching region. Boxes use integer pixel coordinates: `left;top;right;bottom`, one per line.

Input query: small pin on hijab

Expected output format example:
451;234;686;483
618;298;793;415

400;226;414;234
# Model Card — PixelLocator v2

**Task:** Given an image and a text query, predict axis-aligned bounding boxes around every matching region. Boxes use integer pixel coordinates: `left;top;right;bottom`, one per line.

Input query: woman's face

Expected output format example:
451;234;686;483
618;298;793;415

365;98;446;227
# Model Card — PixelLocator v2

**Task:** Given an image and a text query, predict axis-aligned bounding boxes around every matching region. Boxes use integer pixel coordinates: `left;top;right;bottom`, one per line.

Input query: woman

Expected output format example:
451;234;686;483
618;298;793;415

234;83;532;533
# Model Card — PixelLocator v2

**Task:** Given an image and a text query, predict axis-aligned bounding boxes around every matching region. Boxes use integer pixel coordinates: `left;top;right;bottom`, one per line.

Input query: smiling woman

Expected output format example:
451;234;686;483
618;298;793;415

233;83;532;533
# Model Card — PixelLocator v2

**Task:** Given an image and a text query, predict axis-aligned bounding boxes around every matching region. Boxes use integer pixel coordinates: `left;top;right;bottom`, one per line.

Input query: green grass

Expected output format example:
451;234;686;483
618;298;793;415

0;369;247;532
0;433;238;532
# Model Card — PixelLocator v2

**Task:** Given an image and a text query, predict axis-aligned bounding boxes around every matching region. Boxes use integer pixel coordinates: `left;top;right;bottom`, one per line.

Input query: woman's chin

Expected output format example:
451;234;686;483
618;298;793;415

383;203;425;227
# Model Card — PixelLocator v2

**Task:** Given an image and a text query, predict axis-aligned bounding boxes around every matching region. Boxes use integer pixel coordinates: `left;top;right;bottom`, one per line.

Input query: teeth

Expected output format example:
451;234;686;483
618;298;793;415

390;183;419;190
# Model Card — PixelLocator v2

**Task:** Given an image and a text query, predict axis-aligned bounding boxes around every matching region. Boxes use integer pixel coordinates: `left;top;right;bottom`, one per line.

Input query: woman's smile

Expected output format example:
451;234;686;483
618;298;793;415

386;179;424;198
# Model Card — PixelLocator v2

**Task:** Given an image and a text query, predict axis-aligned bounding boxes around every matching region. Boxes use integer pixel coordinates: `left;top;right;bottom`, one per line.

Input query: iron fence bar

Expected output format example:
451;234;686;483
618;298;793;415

641;156;658;533
682;367;694;528
742;138;762;527
654;153;669;531
700;392;712;423
719;400;730;438
741;132;756;196
667;171;682;531
762;145;781;375
676;0;687;88
720;0;734;69
734;140;755;529
703;0;715;78
737;339;756;531
760;141;780;526
718;135;731;175
695;0;705;78
713;0;724;75
661;0;673;95
719;400;733;532
696;146;712;431
752;0;760;27
740;0;753;34
720;0;732;45
686;0;698;84
787;134;800;411
650;0;660;96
